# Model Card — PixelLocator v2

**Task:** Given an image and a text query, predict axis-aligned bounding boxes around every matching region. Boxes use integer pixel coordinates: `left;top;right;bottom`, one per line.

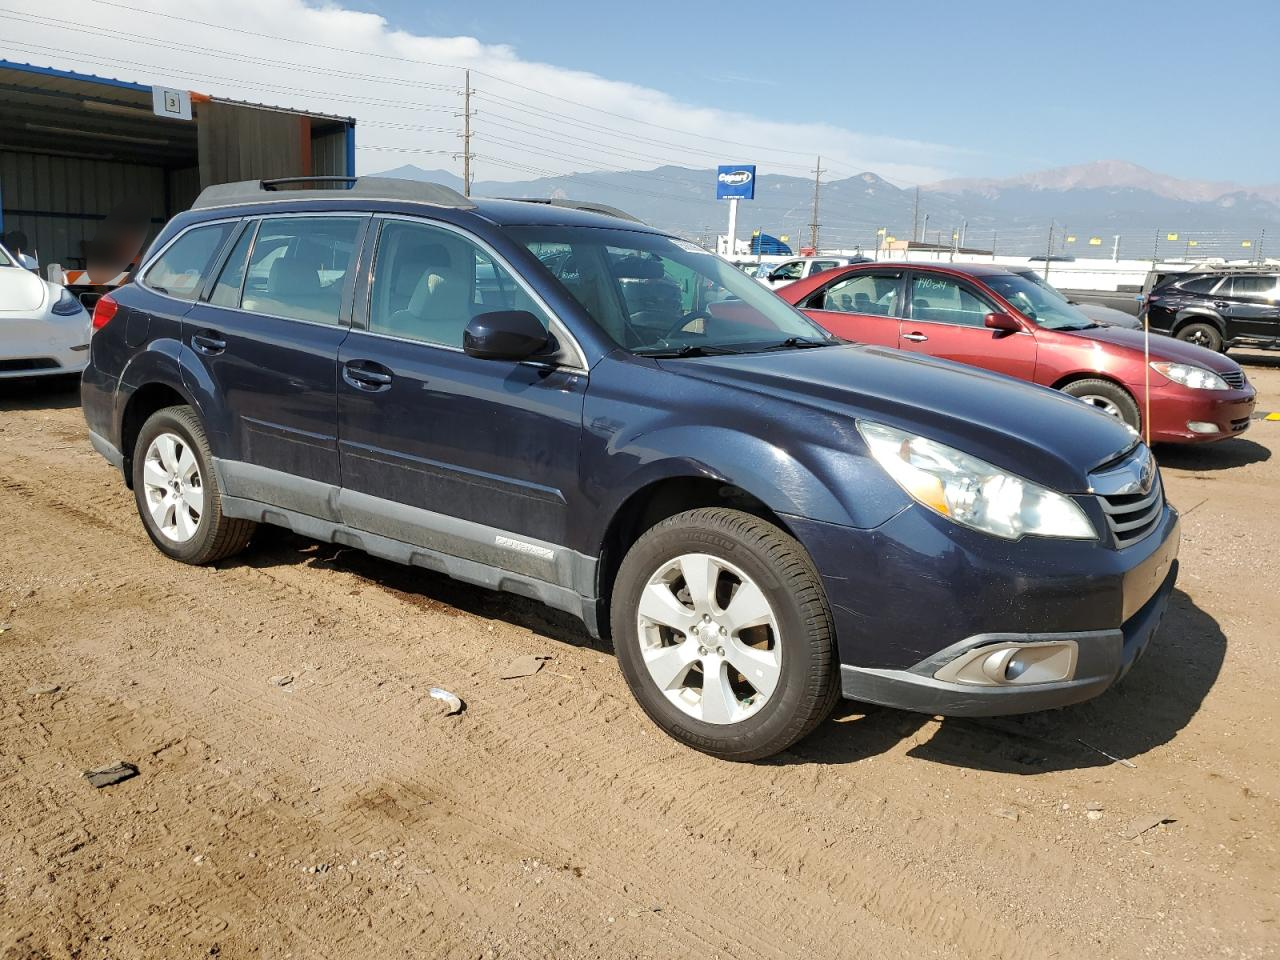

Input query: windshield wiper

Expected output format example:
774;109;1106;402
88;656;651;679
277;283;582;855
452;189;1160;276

636;343;742;358
757;336;835;351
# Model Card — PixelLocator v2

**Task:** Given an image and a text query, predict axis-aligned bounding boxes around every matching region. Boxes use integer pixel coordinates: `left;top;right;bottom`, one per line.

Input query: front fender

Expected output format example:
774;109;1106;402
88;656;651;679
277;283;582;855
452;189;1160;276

591;422;911;535
1174;310;1225;336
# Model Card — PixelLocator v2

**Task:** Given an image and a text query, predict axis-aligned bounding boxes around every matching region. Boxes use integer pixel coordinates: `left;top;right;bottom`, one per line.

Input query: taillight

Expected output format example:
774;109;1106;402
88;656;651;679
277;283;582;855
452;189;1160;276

91;294;118;332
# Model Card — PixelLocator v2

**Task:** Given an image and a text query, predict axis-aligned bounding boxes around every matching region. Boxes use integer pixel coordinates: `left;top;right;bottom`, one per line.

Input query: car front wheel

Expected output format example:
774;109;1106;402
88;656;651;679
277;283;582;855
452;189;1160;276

611;508;839;761
132;405;255;564
1061;379;1142;432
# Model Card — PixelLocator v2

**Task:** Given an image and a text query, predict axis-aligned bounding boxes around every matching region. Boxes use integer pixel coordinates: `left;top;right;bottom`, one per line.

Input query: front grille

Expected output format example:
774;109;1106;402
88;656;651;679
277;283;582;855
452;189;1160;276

1221;369;1246;389
0;358;59;372
1098;476;1164;547
1231;417;1251;433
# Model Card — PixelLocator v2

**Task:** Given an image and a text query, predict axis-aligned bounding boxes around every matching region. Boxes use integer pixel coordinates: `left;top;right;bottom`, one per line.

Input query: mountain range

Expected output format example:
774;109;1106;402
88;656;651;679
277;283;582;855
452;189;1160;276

370;160;1279;260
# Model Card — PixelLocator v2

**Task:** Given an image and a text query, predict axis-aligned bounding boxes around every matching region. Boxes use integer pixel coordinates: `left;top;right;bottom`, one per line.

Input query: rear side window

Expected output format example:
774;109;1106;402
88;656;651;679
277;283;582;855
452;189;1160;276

144;223;235;301
1177;276;1222;294
240;217;361;325
208;224;255;307
909;275;993;327
367;219;548;348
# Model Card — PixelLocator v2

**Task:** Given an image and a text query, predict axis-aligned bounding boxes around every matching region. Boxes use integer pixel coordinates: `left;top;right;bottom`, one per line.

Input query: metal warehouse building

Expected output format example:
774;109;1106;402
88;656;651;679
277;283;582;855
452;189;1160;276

0;60;355;288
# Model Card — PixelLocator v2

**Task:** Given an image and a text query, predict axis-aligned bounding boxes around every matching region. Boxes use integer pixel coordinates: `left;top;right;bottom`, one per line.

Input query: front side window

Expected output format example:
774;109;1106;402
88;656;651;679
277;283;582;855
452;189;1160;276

1226;275;1277;301
770;261;804;281
240;217;360;325
909;275;996;328
817;273;899;316
368;219;549;347
145;222;235;301
514;226;833;355
979;273;1094;330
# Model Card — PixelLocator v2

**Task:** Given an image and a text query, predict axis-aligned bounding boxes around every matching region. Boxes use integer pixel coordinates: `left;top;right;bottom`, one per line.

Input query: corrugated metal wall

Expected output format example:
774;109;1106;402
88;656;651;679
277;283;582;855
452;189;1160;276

0;150;166;271
198;102;304;187
311;128;349;177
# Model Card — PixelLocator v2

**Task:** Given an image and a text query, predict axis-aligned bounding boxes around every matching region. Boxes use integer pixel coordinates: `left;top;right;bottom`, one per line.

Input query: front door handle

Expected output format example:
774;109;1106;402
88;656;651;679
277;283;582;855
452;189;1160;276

1213;301;1229;309
343;359;394;391
191;331;227;355
902;332;929;343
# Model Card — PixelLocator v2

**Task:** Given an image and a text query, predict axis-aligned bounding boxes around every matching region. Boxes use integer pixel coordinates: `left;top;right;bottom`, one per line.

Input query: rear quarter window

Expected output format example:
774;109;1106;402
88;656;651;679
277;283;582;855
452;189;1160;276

144;223;236;301
1176;276;1222;295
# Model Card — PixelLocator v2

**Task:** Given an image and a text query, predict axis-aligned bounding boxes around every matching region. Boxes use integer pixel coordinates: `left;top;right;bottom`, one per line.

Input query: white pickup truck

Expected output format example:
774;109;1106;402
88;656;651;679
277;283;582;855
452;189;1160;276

756;256;869;289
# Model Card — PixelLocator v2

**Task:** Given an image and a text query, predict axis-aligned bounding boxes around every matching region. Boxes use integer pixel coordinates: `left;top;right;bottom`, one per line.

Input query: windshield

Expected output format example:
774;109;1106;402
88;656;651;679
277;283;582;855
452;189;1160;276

984;273;1096;330
510;226;835;356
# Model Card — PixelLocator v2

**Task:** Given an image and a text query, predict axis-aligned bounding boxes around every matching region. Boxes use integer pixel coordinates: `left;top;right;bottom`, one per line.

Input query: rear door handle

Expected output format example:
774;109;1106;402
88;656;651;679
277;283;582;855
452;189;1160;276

902;332;929;342
191;331;227;355
343;359;394;391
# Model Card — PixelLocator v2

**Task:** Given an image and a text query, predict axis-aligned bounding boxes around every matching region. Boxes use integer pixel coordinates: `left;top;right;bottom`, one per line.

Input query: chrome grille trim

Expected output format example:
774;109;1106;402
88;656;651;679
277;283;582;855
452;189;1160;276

1221;370;1246;389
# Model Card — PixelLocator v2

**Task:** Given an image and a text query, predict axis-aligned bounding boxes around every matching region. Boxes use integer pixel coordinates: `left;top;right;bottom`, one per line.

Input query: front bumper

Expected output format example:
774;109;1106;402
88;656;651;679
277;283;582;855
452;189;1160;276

785;500;1180;717
1140;381;1257;443
0;312;91;379
839;561;1176;715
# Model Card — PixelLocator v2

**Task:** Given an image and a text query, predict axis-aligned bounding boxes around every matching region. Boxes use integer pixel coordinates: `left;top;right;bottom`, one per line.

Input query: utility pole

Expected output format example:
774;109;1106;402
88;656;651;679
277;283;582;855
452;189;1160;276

922;213;929;250
462;69;473;197
959;219;967;249
912;186;920;242
808;156;823;253
991;230;997;259
1044;221;1055;279
1258;228;1267;263
1112;234;1121;263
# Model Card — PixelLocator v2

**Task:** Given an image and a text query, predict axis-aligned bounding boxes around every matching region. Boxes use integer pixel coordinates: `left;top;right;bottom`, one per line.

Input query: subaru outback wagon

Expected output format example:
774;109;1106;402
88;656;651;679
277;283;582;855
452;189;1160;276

82;177;1180;761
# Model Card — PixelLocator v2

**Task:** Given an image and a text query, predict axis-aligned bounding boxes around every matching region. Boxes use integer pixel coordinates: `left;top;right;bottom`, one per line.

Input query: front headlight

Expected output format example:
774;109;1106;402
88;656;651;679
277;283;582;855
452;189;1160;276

858;421;1097;540
50;286;85;317
1151;361;1228;391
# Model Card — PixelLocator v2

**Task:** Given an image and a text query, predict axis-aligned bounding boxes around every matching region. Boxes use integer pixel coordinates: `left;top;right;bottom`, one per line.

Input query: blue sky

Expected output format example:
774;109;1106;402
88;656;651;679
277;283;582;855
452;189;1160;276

344;0;1280;184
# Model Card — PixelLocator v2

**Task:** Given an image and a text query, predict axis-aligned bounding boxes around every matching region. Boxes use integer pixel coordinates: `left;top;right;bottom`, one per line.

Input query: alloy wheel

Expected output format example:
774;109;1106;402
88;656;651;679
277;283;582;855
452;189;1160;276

1077;394;1124;419
141;432;204;543
635;552;781;725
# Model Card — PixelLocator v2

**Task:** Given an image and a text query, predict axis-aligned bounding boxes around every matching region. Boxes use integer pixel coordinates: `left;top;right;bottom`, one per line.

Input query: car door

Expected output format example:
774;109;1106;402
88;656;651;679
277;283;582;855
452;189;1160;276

1216;274;1280;342
898;272;1037;380
181;213;368;519
336;215;587;577
796;269;903;346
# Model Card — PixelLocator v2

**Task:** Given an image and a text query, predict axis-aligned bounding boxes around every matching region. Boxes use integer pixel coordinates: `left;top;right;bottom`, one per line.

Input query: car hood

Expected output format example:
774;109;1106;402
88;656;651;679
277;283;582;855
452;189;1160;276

1063;324;1241;373
662;345;1137;493
0;267;48;313
1073;302;1141;329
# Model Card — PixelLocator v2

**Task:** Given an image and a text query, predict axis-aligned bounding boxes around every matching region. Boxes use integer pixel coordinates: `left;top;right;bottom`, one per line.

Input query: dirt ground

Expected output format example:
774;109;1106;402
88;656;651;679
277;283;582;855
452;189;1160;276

1;357;1278;960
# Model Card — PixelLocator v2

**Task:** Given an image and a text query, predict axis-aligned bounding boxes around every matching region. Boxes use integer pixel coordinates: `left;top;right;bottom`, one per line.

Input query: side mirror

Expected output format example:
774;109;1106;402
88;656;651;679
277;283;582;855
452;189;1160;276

984;312;1022;333
463;310;551;361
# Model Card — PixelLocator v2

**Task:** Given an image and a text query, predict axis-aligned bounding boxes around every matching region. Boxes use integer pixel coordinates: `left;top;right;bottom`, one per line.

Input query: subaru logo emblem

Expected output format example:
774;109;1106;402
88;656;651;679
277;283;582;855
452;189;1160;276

1139;456;1155;494
718;170;753;186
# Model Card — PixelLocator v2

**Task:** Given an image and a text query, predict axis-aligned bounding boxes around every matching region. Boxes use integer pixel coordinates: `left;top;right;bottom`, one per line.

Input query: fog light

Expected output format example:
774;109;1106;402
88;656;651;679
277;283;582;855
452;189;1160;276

935;640;1079;686
1187;421;1219;434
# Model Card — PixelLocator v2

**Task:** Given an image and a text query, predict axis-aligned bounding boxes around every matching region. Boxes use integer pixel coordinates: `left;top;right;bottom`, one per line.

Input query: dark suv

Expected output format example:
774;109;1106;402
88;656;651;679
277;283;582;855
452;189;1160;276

1143;269;1280;352
82;177;1180;761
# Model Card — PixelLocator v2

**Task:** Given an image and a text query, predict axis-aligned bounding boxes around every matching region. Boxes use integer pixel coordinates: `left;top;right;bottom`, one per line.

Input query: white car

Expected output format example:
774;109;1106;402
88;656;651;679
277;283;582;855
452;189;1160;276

0;243;90;379
757;256;869;289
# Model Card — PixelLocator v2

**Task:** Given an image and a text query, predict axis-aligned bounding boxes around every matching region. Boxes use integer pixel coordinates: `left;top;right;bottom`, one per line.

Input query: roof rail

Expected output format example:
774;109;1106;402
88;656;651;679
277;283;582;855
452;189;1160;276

500;197;643;224
192;176;476;211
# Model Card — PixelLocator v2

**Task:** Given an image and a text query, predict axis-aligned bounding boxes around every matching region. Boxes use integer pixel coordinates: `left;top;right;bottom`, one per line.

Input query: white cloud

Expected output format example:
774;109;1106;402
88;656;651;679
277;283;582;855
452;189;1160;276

3;0;975;185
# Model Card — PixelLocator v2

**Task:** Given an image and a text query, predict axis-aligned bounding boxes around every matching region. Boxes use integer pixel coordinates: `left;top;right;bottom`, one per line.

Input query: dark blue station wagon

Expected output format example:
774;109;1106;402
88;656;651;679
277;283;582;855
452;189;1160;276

82;177;1180;760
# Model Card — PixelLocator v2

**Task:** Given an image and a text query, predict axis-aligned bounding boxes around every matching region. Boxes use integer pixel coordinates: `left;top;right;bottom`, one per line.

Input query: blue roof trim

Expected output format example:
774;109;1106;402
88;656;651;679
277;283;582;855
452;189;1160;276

0;59;152;93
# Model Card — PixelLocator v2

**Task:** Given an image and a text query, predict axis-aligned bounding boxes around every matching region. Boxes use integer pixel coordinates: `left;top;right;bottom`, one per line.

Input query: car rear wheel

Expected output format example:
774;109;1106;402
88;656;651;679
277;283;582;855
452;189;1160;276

1176;321;1223;352
611;508;839;761
132;405;255;564
1061;379;1141;431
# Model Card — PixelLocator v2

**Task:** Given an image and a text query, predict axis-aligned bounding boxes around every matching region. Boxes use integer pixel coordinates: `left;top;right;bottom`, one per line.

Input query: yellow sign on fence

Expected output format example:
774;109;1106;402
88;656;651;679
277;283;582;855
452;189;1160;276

1243;240;1254;248
1089;237;1102;245
1167;233;1179;241
1066;235;1077;243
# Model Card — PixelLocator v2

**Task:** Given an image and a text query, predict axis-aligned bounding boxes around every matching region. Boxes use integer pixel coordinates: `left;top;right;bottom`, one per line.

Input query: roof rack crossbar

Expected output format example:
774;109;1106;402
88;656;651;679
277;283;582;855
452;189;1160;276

192;176;476;211
501;197;643;224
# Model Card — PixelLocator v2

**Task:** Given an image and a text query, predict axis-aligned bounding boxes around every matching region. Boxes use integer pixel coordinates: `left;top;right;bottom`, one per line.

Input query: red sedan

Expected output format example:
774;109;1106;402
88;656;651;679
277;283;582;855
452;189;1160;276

778;262;1256;444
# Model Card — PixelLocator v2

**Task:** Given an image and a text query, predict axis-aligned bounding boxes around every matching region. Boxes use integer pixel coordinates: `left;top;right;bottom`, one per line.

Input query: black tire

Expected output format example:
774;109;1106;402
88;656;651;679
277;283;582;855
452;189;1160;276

611;508;840;761
1060;378;1142;432
131;405;255;564
1176;321;1223;353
